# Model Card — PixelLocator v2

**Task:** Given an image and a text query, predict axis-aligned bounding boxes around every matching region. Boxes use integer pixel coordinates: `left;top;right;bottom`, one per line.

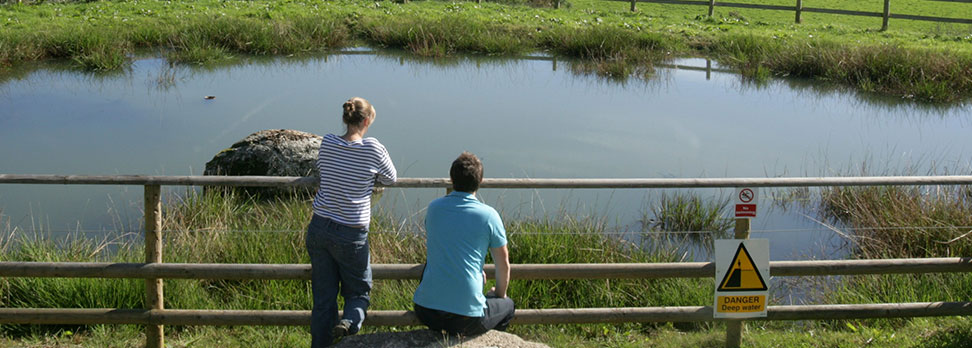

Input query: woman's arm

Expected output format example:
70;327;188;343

376;146;397;185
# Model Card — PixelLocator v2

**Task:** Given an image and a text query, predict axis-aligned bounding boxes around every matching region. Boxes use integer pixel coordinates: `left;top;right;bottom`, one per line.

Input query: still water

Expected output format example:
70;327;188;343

1;49;970;262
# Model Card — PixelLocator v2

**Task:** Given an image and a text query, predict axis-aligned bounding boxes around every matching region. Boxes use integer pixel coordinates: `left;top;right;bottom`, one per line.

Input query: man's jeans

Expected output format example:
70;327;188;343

306;214;372;347
414;297;515;336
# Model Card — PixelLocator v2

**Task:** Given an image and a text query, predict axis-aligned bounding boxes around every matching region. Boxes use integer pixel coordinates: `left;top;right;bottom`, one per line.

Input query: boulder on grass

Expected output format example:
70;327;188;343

334;329;550;348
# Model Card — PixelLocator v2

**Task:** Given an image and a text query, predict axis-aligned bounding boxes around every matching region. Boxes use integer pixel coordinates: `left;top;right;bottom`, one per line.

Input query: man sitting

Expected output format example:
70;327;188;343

412;152;515;336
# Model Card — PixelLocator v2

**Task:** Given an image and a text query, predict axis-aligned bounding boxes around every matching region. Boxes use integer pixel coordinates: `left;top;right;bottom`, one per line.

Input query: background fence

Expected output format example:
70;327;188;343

587;0;972;30
3;174;972;348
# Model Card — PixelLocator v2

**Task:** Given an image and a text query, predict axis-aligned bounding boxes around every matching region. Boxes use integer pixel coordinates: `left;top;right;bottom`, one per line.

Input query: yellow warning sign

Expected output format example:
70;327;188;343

717;295;766;313
717;243;767;292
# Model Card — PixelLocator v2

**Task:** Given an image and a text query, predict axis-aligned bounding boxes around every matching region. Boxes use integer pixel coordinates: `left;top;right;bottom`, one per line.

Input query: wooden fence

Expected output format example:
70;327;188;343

3;174;972;348
593;0;972;30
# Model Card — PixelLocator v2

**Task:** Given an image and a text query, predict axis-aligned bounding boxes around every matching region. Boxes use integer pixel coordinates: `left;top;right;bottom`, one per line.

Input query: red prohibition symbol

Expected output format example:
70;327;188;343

739;188;754;203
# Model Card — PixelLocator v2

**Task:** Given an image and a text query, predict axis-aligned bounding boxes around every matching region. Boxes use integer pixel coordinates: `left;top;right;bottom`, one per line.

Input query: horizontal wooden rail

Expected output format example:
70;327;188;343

799;7;883;18
5;174;972;189
2;258;969;280
708;1;794;11
2;302;970;326
891;13;972;24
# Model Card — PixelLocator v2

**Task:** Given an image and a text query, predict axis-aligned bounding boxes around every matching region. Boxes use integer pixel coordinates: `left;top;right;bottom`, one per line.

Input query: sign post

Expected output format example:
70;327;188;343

723;187;761;348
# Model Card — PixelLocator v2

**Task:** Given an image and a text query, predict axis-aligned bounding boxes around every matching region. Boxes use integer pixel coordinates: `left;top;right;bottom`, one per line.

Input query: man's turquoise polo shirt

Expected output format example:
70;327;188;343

413;191;507;317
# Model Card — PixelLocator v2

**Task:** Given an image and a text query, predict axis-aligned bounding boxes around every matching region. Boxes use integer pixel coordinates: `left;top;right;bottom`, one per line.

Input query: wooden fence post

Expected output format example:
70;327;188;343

881;0;890;31
795;0;803;23
144;185;164;348
630;0;636;12
725;217;751;348
554;0;560;9
708;0;716;17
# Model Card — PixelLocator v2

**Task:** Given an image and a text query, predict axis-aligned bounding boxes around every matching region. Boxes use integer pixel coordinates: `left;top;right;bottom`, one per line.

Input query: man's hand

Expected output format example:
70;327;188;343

485;286;498;298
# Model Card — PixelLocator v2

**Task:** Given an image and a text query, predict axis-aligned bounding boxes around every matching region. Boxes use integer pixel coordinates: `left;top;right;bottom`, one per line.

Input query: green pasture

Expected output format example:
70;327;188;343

0;0;970;101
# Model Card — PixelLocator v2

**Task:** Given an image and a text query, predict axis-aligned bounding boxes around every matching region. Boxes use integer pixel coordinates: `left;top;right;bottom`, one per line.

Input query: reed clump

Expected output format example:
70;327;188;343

820;185;972;258
819;184;972;313
707;34;972;101
539;26;677;79
645;192;733;248
356;15;531;57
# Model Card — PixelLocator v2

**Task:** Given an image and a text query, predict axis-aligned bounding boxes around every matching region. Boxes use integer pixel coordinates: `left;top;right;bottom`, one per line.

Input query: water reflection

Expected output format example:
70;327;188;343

1;48;971;264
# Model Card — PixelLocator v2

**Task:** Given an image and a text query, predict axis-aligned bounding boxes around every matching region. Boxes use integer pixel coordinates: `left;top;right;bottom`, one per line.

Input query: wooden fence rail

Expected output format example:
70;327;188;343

6;174;972;188
4;174;972;347
615;0;972;29
2;302;972;326
2;258;971;280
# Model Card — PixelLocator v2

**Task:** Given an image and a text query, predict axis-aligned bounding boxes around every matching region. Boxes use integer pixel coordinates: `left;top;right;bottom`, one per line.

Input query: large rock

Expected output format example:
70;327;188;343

334;329;550;348
204;129;321;197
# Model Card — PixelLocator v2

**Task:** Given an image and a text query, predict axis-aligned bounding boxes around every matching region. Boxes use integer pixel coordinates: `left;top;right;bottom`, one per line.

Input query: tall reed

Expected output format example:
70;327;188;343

819;184;972;318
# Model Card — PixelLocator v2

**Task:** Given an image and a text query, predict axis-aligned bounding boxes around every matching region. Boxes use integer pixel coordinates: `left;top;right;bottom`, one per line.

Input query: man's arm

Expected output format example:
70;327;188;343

489;245;510;298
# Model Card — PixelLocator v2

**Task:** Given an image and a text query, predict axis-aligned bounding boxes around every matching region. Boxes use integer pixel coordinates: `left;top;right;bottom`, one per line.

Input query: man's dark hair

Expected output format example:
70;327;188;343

450;152;483;193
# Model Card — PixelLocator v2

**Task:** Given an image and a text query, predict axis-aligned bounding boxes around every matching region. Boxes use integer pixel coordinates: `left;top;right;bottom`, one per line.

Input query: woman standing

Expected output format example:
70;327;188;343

306;97;397;347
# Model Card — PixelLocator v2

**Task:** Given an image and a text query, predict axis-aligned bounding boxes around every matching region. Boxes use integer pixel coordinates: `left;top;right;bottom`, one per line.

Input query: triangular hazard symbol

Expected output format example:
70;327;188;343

717;243;767;291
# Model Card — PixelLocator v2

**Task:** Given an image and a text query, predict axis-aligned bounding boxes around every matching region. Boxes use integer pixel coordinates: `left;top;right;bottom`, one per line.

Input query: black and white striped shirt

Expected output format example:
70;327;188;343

312;134;397;228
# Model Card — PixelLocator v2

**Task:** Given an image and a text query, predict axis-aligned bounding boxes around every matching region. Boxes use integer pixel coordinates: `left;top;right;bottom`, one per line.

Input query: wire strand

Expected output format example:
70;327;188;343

6;225;972;236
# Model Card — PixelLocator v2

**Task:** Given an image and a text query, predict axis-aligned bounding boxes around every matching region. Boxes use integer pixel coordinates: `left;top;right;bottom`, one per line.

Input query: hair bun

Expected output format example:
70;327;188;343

343;101;355;113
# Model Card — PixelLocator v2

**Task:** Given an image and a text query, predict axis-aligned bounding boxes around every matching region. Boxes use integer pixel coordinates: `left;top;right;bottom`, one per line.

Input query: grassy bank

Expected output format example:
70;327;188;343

3;189;972;346
1;0;970;102
0;191;715;345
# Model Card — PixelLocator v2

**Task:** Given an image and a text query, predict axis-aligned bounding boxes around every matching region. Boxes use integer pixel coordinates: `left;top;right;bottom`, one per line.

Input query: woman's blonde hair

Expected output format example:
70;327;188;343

342;97;376;127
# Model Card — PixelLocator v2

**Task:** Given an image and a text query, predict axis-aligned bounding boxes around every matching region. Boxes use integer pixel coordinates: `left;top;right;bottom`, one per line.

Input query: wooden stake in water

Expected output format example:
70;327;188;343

725;217;751;348
144;185;164;348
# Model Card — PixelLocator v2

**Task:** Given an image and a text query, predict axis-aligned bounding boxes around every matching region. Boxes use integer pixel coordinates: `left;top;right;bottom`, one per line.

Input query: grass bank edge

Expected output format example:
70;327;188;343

1;0;971;102
0;190;719;338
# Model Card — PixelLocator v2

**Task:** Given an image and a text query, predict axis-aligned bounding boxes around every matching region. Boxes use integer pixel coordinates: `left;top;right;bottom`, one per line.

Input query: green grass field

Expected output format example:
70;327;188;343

1;0;970;101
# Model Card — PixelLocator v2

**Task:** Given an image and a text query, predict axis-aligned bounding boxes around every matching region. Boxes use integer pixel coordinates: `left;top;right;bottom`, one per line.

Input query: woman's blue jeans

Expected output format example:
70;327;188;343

305;214;372;347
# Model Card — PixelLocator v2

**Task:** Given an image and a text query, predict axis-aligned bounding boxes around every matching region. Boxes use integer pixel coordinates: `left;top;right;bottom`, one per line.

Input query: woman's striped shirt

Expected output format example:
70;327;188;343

312;134;397;228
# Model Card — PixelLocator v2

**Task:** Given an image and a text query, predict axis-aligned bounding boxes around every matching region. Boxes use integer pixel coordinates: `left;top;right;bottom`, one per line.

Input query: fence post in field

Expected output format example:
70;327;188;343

708;0;716;17
795;0;803;23
630;0;636;12
724;217;752;348
144;185;164;348
554;0;560;9
881;0;891;31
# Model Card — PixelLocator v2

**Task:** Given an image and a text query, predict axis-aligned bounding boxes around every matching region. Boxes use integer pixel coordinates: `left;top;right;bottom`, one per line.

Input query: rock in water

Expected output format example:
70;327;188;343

334;329;551;348
204;129;321;198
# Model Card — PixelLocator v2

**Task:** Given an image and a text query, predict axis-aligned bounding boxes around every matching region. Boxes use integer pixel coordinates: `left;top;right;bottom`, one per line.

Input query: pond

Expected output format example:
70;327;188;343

1;49;971;263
